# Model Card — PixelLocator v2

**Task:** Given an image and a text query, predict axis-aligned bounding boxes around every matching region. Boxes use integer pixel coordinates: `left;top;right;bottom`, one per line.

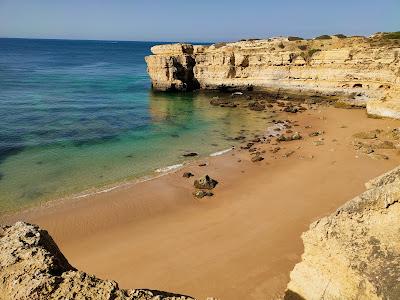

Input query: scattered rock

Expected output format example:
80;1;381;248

183;172;194;178
233;135;246;140
198;163;207;167
291;132;302;140
309;131;324;137
271;147;281;153
193;190;214;198
248;101;265;111
183;152;198;157
283;105;304;113
353;129;381;139
251;155;264;162
313;140;324;146
220;102;237;108
369;153;389;160
241;142;254;150
284;151;295;157
376;140;396;149
194;175;218;189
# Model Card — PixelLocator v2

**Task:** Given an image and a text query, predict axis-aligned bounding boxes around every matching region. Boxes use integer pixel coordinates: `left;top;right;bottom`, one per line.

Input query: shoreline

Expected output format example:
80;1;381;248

3;103;400;299
0;143;236;222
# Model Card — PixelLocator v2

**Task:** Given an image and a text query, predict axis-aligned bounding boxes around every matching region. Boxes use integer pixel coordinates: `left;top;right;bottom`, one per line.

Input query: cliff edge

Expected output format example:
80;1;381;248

145;33;400;119
0;222;195;300
285;166;400;300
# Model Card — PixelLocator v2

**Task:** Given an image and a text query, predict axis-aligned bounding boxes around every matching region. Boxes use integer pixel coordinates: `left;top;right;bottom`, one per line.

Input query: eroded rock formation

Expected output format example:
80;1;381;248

145;34;400;119
284;166;400;300
0;222;195;300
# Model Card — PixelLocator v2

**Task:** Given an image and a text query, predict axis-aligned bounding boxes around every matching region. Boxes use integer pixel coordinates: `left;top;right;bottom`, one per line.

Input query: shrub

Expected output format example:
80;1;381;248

334;34;347;39
298;45;307;51
213;42;227;49
384;31;400;39
308;49;321;57
315;35;332;40
278;42;285;49
288;36;304;41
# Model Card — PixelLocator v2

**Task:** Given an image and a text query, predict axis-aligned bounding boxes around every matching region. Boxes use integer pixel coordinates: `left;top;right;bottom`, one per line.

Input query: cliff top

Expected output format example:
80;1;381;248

150;32;400;55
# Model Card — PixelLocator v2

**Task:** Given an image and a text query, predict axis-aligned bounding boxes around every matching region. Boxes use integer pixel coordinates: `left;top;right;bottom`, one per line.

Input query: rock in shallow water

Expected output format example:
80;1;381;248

182;152;198;157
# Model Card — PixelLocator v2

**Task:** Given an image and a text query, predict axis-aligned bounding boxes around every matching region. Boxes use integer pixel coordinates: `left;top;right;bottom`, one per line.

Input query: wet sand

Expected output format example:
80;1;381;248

3;106;400;300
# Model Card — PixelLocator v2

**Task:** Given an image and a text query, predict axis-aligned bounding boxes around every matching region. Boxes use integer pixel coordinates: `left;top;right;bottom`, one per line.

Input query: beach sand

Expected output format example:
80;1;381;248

3;106;400;300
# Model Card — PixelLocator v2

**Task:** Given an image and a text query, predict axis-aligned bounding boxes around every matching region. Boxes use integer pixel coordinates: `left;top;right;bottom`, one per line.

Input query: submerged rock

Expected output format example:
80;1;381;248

248;101;265;111
182;152;198;157
194;175;218;190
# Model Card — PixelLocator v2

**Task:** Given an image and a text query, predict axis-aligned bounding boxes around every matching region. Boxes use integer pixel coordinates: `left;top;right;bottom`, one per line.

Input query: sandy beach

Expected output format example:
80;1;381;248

3;105;400;299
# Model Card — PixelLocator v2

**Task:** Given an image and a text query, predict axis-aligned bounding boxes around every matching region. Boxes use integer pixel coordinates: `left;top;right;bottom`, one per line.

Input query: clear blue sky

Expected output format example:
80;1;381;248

0;0;399;42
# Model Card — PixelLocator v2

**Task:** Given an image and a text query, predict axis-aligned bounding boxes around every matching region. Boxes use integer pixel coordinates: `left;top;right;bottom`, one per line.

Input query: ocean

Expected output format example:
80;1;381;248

0;38;272;213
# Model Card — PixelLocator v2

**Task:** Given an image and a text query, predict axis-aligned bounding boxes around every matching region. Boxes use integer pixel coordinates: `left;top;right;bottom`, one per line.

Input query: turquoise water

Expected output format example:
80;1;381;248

0;38;273;213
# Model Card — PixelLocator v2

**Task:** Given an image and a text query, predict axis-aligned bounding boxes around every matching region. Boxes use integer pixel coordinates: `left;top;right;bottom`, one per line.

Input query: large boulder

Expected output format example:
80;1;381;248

194;175;218;190
0;222;195;300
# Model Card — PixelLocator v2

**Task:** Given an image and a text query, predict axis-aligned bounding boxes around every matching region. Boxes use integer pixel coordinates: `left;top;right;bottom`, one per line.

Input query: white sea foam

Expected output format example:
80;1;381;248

210;148;232;157
155;163;184;173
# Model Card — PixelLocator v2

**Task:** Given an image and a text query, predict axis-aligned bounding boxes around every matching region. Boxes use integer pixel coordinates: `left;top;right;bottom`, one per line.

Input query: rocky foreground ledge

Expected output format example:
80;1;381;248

0;222;195;300
285;166;400;299
145;33;400;119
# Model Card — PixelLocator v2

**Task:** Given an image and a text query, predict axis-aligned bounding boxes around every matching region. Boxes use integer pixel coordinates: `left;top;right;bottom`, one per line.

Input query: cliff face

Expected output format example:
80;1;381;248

145;35;400;119
0;222;194;300
285;166;400;300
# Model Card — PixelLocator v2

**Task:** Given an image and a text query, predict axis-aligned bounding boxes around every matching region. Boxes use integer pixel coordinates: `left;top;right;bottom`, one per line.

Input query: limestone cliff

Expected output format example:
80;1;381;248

284;166;400;300
145;33;400;119
0;222;195;300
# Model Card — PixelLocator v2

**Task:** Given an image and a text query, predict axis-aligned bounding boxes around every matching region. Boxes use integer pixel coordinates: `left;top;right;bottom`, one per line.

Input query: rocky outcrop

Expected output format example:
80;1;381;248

0;222;195;300
284;166;400;300
145;44;199;91
145;34;400;118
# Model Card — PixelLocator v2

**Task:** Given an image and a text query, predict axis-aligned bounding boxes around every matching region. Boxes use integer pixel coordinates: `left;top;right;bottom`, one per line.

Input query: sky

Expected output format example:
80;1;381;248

0;0;399;42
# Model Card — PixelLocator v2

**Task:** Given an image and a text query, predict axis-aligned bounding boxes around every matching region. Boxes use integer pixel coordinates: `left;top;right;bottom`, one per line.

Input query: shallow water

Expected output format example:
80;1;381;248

0;38;273;213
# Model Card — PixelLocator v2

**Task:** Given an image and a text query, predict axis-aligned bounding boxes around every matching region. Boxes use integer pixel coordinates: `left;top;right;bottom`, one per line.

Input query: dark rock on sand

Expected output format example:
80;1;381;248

194;175;218;190
241;142;254;150
193;190;214;198
309;131;324;137
183;172;194;178
277;132;302;142
251;155;264;162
